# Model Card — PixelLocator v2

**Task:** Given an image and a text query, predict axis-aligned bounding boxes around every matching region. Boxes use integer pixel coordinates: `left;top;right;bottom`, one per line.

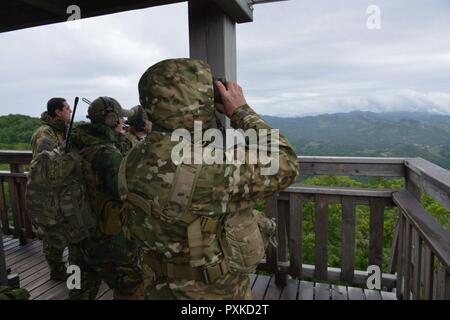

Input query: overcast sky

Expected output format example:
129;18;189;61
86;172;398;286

1;0;449;118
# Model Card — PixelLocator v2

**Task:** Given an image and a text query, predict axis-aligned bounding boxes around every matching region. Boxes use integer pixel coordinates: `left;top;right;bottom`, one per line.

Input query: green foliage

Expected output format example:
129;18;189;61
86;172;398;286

264;111;450;169
0;114;41;148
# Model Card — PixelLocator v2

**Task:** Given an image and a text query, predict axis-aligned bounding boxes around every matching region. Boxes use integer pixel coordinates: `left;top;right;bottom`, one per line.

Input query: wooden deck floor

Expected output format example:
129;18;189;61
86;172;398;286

3;236;396;300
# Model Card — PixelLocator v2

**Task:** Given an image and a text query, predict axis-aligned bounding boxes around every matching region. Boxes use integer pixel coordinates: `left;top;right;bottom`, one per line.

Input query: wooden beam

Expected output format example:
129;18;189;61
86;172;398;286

298;156;406;177
212;0;253;23
393;190;450;272
189;0;237;81
405;157;450;211
17;0;67;16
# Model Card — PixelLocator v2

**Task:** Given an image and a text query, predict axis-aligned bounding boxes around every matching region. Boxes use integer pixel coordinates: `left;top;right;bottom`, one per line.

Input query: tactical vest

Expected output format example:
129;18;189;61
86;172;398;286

119;153;276;281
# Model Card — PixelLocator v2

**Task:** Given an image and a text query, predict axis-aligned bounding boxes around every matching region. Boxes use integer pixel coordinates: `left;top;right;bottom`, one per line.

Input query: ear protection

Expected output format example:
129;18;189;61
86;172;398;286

100;96;120;128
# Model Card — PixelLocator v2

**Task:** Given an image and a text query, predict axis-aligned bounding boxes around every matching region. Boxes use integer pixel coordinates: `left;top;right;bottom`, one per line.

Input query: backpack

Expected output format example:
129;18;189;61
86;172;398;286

26;146;97;248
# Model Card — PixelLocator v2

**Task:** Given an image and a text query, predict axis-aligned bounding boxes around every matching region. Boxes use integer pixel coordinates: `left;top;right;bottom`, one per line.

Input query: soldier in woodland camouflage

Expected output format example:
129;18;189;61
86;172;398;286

30;97;72;280
67;97;145;299
120;59;299;299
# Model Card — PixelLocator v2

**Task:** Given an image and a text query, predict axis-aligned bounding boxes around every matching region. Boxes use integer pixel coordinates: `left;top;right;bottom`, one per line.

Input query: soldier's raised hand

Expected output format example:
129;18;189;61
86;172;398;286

215;80;248;117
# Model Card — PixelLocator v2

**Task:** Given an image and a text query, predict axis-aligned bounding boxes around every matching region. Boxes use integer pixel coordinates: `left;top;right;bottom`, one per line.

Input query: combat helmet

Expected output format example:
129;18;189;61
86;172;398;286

87;96;134;128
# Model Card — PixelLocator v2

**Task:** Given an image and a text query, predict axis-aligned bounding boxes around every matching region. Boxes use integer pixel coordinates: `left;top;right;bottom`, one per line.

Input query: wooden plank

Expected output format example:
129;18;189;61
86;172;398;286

380;291;397;300
392;191;450;271
0;151;32;165
423;246;434;300
314;194;328;280
298;156;406;164
18;179;33;239
263;276;282;300
6;241;41;264
251;274;271;300
0;228;7;285
387;219;399;274
405;157;450;211
341;197;356;283
265;195;278;274
275;200;288;287
314;282;330;300
299;161;405;177
436;263;449;300
411;230;422;300
369;198;385;269
347;286;365;300
20;261;50;287
29;278;63;300
297;280;314;300
403;219;412;300
288;193;302;278
35;282;68;300
284;186;395;199
364;289;382;300
21;264;52;288
280;277;298;300
7;176;24;243
259;262;397;289
331;284;347;300
5;239;40;257
0;179;11;235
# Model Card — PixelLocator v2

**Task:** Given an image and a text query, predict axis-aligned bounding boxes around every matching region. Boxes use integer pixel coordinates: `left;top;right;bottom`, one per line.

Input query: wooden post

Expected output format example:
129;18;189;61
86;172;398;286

188;0;238;129
0;178;11;235
0;227;7;286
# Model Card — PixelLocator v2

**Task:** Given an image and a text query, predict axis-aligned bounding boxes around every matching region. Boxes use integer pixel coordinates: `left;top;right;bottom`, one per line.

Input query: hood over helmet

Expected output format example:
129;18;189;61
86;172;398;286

138;58;214;132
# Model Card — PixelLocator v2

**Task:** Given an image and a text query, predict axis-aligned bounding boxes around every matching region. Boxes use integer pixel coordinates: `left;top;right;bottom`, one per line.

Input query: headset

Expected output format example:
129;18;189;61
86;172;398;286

100;96;121;128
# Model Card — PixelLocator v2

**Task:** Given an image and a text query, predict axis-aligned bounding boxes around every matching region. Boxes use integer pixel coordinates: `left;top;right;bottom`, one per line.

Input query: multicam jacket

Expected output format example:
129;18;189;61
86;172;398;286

30;111;67;157
121;58;299;299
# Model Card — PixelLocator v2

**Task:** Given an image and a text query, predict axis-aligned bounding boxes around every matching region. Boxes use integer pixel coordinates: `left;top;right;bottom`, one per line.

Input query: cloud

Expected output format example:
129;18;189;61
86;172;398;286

0;0;449;117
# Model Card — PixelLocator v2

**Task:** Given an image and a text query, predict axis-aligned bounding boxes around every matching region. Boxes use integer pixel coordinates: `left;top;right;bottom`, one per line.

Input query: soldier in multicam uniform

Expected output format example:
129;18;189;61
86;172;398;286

30;97;72;280
119;59;299;299
67;97;145;299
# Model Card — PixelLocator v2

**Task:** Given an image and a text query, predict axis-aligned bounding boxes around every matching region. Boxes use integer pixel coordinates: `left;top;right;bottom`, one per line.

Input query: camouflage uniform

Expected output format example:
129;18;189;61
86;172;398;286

0;286;30;300
68;122;144;299
30;111;68;280
120;59;299;299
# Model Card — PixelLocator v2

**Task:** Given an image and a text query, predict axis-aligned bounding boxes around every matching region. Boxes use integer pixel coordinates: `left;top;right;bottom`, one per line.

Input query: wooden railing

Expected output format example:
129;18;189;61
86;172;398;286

0;151;449;299
261;156;450;300
0;151;33;245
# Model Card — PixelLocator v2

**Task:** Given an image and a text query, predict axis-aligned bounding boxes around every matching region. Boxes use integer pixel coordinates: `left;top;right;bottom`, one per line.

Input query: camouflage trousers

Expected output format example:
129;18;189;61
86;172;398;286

68;232;145;300
42;239;67;277
141;253;252;300
0;286;30;300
